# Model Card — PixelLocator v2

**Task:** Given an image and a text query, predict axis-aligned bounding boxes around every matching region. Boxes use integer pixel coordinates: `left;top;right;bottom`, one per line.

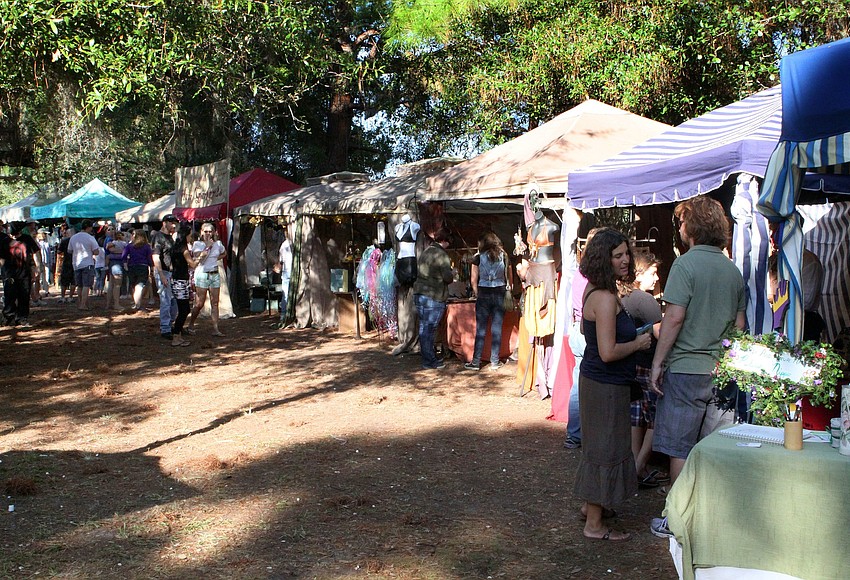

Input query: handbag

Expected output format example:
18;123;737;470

503;288;515;311
502;253;515;311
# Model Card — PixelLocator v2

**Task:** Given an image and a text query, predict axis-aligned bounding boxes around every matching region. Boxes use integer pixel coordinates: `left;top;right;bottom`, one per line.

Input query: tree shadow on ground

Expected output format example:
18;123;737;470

1;425;675;579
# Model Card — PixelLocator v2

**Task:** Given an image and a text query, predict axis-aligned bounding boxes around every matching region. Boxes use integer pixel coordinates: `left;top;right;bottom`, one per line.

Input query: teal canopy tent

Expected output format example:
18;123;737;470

30;178;141;220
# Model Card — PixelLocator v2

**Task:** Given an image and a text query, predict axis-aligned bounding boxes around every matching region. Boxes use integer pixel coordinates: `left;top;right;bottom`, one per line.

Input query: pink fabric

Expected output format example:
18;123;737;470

547;334;576;422
571;272;588;321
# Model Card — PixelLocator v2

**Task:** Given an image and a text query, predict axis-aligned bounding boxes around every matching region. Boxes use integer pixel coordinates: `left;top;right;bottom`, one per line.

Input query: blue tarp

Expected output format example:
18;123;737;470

30;178;141;220
779;36;850;143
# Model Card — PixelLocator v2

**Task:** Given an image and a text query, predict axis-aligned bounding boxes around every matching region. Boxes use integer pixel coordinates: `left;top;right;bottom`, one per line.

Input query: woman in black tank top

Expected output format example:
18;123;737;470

573;228;651;542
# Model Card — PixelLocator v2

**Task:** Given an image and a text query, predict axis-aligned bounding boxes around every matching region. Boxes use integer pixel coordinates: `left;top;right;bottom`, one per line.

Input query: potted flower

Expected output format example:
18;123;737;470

714;331;845;434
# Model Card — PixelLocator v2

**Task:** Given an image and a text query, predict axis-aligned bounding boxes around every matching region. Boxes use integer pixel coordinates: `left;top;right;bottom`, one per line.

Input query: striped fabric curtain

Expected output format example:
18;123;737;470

758;133;850;343
799;203;850;343
731;174;773;336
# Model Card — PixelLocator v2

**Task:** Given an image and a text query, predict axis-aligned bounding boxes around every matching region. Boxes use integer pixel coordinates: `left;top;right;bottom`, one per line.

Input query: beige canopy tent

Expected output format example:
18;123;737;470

233;161;459;329
424;99;670;202
115;191;176;224
233;168;441;218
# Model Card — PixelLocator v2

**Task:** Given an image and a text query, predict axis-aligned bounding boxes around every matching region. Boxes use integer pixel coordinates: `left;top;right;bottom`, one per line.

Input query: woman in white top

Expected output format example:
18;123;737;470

187;223;226;336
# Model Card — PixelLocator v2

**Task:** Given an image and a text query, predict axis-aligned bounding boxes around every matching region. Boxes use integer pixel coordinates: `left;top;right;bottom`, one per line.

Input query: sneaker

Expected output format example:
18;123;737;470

563;436;582;449
17;319;32;328
422;361;446;370
463;362;480;371
650;516;673;538
487;362;504;372
161;332;173;340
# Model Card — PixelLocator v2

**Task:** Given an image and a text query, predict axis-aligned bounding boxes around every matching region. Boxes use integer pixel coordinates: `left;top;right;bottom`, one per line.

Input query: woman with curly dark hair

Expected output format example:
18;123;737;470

573;227;651;542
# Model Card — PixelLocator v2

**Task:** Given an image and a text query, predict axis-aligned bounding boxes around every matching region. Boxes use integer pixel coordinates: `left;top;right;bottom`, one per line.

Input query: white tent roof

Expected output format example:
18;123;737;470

116;191;176;223
234;173;431;217
0;191;62;223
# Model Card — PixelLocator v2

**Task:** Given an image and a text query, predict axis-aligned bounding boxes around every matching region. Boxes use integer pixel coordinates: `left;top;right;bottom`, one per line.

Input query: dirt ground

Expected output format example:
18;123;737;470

1;292;677;579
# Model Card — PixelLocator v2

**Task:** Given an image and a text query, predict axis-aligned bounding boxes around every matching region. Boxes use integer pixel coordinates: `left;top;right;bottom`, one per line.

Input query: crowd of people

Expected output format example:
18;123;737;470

0;215;228;345
402;196;747;542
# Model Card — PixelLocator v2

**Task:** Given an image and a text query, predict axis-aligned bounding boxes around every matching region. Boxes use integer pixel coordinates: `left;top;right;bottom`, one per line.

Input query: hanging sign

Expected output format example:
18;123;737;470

175;159;230;208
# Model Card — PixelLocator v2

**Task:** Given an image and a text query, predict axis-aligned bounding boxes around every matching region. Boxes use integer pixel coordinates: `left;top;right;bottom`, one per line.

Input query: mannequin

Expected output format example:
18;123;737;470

524;203;560;337
394;214;420;286
515;188;561;401
392;213;422;356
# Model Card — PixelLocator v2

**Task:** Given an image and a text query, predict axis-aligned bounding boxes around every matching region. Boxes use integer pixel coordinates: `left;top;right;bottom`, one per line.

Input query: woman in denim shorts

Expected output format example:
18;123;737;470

187;223;226;336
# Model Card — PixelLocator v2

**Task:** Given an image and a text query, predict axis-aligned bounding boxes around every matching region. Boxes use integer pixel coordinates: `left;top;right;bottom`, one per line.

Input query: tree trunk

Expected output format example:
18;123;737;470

324;92;354;173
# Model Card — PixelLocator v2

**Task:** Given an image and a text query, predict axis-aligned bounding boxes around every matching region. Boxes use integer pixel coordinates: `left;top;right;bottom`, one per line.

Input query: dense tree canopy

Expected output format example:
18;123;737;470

0;0;391;200
386;0;850;152
1;0;849;203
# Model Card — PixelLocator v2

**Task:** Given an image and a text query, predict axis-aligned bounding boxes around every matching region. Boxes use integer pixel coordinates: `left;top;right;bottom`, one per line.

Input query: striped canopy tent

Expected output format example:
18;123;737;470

758;37;850;344
566;87;793;341
566;86;784;210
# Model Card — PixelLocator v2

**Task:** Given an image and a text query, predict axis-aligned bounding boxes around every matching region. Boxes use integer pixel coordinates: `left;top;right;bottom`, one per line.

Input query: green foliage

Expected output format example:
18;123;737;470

385;0;850;151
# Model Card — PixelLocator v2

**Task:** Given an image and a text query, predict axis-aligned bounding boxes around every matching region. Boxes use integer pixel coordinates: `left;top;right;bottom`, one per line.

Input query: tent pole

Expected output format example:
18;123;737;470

353;287;362;340
518;337;537;397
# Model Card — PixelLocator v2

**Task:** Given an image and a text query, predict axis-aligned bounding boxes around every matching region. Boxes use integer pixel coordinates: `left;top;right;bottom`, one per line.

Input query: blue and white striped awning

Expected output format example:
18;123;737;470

758;37;850;344
567;86;783;209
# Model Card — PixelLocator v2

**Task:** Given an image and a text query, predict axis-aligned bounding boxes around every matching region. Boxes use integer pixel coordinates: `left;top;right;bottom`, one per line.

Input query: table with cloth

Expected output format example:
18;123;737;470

665;429;850;580
444;299;520;363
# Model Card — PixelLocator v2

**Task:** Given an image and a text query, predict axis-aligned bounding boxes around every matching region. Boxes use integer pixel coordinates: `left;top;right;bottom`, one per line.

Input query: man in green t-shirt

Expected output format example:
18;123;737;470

648;196;745;539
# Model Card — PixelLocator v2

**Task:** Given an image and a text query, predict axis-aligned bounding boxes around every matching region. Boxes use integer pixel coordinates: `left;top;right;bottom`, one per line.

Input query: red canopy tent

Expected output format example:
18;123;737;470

173;168;300;221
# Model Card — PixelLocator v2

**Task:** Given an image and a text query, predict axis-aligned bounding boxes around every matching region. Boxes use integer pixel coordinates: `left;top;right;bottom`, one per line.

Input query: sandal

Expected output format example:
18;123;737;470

584;528;630;541
639;470;661;489
655;485;669;497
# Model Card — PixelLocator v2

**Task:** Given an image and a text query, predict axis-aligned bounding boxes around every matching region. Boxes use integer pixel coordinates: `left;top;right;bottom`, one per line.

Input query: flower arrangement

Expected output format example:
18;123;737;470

713;330;845;425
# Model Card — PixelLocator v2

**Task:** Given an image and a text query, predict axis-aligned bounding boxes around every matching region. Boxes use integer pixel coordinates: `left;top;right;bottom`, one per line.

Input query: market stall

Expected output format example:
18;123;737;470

233;160;457;333
425;99;670;398
115;191;176;224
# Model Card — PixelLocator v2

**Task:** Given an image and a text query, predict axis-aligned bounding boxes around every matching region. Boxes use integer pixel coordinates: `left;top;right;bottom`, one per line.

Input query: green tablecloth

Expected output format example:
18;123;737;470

665;430;850;580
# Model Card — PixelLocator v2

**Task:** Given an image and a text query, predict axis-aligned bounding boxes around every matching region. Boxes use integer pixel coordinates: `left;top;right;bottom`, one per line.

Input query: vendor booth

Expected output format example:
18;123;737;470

0;190;61;224
29;178;141;221
560;85;850;420
425;100;670;398
233;161;457;336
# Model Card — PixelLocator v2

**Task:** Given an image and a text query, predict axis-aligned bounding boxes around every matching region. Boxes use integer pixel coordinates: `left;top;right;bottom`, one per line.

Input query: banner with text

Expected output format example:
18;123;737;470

175;159;230;208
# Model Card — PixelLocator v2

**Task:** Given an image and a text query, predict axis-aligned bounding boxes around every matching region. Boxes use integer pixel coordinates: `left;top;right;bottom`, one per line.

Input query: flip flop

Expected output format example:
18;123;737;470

584;528;631;542
655;485;669;497
580;507;617;520
639;472;661;489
